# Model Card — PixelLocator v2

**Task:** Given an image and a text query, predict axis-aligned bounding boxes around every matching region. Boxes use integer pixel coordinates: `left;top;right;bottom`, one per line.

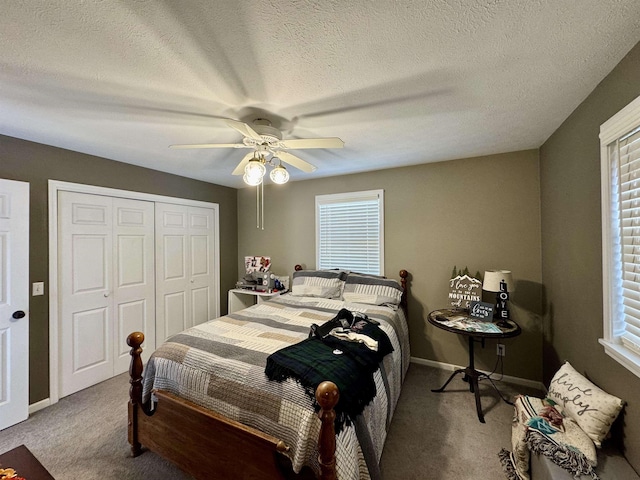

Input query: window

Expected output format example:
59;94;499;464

316;189;384;276
600;94;640;379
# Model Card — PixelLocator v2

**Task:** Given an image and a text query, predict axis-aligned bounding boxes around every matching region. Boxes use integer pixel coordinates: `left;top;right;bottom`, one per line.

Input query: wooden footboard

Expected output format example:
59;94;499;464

127;332;339;480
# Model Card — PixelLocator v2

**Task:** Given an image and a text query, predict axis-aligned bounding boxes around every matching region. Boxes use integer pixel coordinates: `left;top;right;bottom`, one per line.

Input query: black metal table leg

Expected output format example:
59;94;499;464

469;370;485;423
431;336;486;423
467;337;475;392
431;368;467;393
427;309;522;424
466;337;485;422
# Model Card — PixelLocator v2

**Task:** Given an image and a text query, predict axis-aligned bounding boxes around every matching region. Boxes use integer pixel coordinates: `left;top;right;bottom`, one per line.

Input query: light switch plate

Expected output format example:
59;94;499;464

32;282;44;296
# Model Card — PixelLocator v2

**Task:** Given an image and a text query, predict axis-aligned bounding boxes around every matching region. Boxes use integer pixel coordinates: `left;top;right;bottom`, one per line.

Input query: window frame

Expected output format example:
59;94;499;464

315;189;384;276
600;93;640;379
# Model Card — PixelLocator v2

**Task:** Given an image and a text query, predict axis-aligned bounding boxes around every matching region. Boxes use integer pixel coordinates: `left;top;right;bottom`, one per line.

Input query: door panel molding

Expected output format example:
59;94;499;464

49;180;220;404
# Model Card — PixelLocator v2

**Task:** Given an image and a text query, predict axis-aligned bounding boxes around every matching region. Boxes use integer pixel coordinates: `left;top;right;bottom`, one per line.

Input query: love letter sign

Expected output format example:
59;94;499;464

468;301;495;320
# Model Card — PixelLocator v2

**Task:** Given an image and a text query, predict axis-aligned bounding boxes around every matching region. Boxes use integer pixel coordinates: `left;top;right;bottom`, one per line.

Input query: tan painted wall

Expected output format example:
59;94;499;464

540;41;640;470
0;135;238;404
238;150;543;381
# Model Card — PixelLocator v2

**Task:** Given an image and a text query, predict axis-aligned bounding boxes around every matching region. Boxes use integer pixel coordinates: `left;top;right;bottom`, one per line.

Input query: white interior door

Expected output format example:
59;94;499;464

59;192;154;397
0;179;29;430
155;203;216;344
59;192;113;397
112;197;155;373
188;206;216;327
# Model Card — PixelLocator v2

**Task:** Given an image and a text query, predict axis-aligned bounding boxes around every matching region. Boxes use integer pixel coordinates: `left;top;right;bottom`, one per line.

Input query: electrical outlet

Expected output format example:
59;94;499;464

497;344;506;356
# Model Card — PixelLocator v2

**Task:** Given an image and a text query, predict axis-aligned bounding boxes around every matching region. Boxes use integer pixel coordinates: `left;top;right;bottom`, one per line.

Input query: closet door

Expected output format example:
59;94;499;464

112;198;155;373
59;192;113;397
59;192;154;396
188;206;216;327
155;203;216;344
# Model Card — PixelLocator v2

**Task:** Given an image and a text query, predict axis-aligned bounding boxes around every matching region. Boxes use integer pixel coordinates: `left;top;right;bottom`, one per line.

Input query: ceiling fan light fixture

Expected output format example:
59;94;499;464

270;162;289;184
243;172;263;186
244;158;266;180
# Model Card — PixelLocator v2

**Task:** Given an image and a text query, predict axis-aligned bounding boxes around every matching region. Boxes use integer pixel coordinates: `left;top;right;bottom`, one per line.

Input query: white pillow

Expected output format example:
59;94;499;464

547;362;623;447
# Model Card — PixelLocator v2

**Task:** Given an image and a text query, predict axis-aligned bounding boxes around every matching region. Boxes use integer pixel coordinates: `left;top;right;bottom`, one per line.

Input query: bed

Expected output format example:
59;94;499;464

127;268;409;479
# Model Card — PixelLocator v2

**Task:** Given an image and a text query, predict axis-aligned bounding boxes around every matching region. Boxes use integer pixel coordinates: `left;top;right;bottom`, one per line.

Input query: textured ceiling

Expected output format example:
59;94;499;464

1;1;640;188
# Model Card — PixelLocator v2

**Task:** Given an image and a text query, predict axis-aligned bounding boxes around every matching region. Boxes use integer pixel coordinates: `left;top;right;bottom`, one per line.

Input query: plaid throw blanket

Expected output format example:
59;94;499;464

265;310;394;432
499;396;599;480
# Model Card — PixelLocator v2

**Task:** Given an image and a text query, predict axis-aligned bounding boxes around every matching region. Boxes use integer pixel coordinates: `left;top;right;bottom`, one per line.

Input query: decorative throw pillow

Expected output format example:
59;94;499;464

290;270;347;298
547;361;624;447
342;273;403;308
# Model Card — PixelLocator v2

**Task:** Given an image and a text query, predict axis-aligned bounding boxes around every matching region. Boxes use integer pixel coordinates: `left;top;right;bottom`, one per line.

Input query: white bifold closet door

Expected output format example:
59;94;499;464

155;203;216;344
58;192;155;397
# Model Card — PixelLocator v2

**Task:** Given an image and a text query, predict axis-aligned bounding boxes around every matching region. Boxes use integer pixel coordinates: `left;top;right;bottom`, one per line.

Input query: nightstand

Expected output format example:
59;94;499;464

227;288;285;314
427;308;521;423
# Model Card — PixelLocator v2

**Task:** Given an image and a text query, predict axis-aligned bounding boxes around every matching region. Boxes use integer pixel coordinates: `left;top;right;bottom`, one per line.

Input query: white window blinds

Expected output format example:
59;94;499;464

316;190;384;275
612;126;640;356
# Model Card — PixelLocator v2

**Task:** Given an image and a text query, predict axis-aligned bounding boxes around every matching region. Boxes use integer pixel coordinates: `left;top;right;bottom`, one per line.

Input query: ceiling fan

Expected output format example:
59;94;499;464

169;118;344;185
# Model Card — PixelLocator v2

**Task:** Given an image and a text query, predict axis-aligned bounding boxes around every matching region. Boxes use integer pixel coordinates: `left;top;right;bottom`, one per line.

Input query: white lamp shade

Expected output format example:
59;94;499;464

483;270;513;292
269;163;289;184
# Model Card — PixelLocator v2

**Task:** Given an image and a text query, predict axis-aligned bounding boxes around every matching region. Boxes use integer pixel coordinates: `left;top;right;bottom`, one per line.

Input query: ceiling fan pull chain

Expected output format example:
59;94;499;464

255;179;265;229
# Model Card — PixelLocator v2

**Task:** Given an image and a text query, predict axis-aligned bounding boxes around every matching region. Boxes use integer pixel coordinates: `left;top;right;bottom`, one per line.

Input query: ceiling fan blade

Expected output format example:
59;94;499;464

232;152;255;175
283;72;454;126
276;151;317;173
226;119;263;141
279;137;344;149
169;143;248;149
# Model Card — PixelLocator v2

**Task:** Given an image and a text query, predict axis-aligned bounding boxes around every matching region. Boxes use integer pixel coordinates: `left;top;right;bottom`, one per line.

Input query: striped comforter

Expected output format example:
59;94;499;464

142;293;410;479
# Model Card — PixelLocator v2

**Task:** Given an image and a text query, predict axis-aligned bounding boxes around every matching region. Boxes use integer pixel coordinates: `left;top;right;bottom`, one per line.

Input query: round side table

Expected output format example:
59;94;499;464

427;308;521;423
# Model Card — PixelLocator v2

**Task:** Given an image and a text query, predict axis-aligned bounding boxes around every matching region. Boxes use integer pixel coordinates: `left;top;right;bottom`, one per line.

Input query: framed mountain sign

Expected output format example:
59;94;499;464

448;267;482;309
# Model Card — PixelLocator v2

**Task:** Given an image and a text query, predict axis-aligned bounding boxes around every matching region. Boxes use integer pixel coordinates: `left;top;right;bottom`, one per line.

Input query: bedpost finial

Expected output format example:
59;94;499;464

316;381;338;480
399;269;408;279
127;331;145;348
316;381;339;410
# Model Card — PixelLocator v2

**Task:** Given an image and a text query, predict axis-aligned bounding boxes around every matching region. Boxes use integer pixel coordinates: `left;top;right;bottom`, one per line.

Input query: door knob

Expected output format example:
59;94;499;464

104;292;110;297
12;310;26;319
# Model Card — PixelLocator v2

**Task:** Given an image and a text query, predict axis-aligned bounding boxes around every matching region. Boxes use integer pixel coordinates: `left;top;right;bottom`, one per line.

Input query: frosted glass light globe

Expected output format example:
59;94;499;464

243;172;263;186
269;164;289;184
244;159;266;179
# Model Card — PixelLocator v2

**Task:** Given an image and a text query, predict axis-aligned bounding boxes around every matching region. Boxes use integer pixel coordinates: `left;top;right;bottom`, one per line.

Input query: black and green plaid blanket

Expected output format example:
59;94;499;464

265;310;393;433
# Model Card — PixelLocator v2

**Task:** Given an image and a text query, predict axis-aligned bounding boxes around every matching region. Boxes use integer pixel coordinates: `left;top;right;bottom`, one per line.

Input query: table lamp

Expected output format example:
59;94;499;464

482;270;513;328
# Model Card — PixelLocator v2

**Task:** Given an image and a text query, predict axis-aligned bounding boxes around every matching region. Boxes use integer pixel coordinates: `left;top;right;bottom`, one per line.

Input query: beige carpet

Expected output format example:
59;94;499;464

0;363;540;479
380;364;541;479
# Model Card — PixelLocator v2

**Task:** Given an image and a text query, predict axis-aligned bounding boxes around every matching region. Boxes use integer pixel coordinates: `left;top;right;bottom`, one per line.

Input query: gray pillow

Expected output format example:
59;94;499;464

291;269;347;298
342;273;403;307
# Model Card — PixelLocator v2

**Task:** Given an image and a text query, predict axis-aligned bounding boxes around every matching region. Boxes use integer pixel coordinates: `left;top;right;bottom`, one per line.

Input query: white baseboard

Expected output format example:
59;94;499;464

29;398;51;415
410;356;546;391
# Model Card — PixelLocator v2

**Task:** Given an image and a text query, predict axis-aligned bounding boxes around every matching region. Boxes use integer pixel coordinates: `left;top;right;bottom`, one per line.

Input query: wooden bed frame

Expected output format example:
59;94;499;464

128;268;409;480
